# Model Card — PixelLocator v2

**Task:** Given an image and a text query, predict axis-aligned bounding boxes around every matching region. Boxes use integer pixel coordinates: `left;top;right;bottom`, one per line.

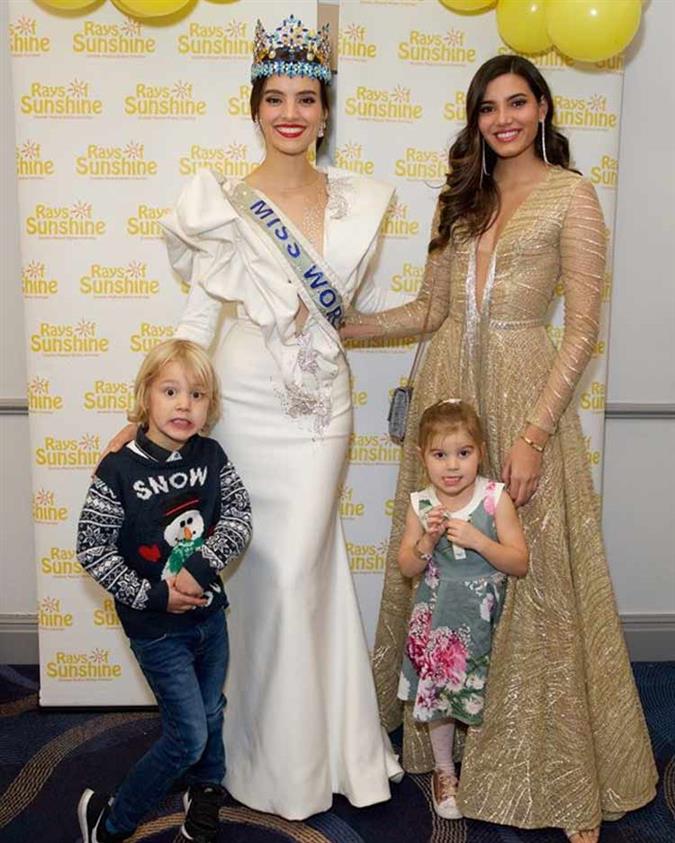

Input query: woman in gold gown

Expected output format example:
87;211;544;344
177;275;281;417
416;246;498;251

342;55;656;842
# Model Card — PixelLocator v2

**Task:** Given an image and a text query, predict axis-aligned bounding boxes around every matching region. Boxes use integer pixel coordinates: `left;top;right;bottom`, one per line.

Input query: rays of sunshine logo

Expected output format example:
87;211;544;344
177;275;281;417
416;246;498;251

443;90;467;123
497;46;573;71
398;27;477;66
580;381;606;413
129;322;175;354
80;261;159;298
547;324;606;360
394;147;446;181
33;489;68;524
338;23;377;61
28;377;63;414
20;78;102;118
179;143;257;178
554;94;618;130
83;379;134;413
583;434;603;468
16;139;54;179
94;598;121;628
335;142;375;176
127;204;170;238
39;597;73;630
350;375;368;409
124;80;206;119
25;201;106;239
340;485;366;520
31;319;110;356
590;154;618;189
347;539;389;573
227;83;252;118
41;547;85;578
22;261;58;297
381;201;420;238
344;85;423;123
72;17;155;57
34;433;101;470
391;262;424;294
9;15;50;56
349;434;402;465
45;648;123;681
177;18;251;59
76;141;158;179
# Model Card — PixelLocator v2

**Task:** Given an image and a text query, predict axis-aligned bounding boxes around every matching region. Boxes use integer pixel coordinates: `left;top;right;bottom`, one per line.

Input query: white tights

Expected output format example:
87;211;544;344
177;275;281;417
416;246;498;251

428;717;456;777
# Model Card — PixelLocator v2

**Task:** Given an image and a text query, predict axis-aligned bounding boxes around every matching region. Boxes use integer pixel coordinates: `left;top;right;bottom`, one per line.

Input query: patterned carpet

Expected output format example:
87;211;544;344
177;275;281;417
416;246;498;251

1;663;673;843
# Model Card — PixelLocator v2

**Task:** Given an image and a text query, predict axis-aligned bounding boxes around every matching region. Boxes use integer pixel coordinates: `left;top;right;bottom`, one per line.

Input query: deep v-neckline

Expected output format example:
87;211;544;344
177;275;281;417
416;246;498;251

474;167;553;314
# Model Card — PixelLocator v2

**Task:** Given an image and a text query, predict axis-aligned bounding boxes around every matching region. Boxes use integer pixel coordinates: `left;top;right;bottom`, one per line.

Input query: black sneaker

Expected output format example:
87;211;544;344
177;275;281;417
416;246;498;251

179;783;224;842
78;789;128;843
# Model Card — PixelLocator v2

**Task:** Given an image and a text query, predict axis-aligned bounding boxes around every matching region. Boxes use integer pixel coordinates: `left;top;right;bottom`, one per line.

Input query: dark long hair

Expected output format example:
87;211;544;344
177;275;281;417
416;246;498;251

249;47;330;151
430;55;572;251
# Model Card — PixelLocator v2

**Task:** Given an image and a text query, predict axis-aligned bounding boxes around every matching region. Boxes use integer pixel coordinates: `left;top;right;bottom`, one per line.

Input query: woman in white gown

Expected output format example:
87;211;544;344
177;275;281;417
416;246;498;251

159;16;401;820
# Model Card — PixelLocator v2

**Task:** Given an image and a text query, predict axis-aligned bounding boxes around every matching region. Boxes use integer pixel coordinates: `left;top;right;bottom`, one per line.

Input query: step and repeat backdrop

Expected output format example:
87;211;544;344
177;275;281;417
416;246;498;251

9;0;623;705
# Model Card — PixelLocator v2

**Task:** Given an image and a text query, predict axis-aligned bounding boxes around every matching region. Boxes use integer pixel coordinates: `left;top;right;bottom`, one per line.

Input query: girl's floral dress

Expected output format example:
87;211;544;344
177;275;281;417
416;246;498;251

397;476;506;726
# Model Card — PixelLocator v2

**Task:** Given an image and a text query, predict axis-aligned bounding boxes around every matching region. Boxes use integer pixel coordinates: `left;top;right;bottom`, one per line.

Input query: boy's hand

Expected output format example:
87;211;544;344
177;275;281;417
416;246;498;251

175;567;203;597
165;577;208;613
446;519;484;552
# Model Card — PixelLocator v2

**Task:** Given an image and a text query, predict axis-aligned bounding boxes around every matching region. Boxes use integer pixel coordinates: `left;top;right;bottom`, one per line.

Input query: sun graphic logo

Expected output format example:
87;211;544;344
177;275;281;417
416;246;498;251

46;648;123;680
75;139;159;179
30;319;110;357
394;146;446;181
347;539;389;573
390;262;424;294
381;201;420;239
349;433;402;464
41;546;85;578
34;430;101;470
20;77;103;118
129;322;175;354
124;79;207;119
177;17;251;58
340;485;366;520
16;138;55;179
22;260;58;297
126;203;171;238
83;377;134;413
345;84;423;123
398;26;476;66
28;376;64;413
338;23;377;61
335;141;375;176
80;259;160;298
39;596;74;630
443;90;467;123
72;15;156;57
10;15;50;55
590;154;618;190
554;93;618;130
25;199;106;238
33;488;69;524
94;598;121;628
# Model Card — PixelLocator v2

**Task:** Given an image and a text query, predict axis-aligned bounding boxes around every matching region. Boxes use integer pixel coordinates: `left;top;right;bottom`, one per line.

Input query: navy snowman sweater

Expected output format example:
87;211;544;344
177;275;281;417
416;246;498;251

76;429;252;639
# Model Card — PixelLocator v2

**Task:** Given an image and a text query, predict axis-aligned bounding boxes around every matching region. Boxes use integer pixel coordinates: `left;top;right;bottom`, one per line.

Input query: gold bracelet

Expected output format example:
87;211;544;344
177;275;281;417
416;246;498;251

520;434;545;453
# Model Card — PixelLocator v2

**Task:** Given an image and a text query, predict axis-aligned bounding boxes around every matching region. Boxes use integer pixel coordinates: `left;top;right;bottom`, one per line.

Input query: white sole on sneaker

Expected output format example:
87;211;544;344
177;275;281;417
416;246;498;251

78;789;104;843
431;774;463;820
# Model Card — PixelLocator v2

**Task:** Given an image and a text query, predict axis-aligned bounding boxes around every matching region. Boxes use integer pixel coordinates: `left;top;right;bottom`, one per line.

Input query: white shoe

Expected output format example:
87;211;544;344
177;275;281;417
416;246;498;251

431;770;462;819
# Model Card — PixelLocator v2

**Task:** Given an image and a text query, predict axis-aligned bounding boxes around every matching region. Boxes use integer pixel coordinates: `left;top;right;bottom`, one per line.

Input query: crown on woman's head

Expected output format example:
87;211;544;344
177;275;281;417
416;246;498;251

252;15;332;85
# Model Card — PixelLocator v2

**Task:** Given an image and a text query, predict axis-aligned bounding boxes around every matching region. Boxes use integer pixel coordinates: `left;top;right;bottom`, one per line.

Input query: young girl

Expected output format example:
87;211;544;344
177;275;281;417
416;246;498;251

397;400;528;820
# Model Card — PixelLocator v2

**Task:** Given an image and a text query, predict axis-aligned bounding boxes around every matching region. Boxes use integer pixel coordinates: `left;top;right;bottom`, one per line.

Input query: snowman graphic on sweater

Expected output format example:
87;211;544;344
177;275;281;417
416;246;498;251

162;497;205;579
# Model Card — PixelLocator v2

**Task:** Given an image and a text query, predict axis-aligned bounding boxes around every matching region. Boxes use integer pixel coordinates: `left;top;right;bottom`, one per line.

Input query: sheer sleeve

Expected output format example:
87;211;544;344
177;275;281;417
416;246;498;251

527;179;607;433
344;199;452;339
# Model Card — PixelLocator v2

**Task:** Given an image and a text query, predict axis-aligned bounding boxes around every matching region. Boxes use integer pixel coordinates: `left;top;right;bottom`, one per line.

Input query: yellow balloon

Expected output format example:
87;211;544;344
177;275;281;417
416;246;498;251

37;0;101;10
547;0;642;62
497;0;552;54
111;0;191;18
438;0;495;12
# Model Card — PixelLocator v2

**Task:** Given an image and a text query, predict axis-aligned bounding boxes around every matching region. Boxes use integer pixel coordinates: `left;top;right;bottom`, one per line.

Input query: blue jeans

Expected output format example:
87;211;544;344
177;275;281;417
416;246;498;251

106;609;228;837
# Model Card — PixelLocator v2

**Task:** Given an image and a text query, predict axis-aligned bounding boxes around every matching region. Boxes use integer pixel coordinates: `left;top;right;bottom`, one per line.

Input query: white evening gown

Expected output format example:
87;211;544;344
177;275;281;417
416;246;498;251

162;168;402;819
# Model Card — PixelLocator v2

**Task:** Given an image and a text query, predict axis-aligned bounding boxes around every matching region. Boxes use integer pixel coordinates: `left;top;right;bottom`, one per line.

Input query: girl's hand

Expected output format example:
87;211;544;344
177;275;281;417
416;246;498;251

165;577;208;613
501;438;543;507
446;518;484;551
94;423;137;473
424;505;449;544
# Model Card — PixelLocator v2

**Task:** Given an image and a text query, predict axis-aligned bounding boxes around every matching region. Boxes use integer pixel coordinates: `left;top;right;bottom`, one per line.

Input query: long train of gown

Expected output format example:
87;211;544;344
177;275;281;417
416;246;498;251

211;316;401;820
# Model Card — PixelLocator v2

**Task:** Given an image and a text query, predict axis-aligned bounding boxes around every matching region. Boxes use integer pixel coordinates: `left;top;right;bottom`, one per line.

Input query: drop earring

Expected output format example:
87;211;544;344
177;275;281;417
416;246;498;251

318;120;326;138
540;119;549;165
480;137;489;187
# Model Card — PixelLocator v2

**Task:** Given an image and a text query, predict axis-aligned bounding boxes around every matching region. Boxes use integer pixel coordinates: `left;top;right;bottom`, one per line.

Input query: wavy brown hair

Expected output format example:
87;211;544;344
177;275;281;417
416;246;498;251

430;55;573;251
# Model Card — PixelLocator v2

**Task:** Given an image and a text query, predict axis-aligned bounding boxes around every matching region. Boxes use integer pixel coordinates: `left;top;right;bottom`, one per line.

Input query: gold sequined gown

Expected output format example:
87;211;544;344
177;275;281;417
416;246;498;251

349;167;657;830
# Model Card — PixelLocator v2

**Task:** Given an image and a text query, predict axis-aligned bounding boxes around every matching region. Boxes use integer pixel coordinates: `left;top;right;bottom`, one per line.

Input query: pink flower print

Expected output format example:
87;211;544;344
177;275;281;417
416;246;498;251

464;694;484;716
424;559;440;589
480;592;496;621
422;627;468;690
413;678;440;718
405;603;432;671
484;481;498;515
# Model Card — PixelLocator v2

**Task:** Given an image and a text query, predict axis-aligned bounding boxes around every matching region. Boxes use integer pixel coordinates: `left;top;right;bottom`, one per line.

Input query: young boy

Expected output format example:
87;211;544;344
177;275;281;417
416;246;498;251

76;339;252;843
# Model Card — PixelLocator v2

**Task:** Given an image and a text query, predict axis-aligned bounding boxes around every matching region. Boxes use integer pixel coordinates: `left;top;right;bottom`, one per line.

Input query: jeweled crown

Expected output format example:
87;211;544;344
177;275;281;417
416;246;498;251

252;15;332;85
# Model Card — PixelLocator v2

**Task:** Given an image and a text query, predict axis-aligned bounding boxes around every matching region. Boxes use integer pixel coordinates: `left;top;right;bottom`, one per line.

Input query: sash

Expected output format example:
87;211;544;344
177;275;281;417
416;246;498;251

230;181;345;332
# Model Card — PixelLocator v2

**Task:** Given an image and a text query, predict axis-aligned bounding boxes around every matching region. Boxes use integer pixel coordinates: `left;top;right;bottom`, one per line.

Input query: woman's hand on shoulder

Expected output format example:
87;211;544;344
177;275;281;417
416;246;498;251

94;423;138;473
